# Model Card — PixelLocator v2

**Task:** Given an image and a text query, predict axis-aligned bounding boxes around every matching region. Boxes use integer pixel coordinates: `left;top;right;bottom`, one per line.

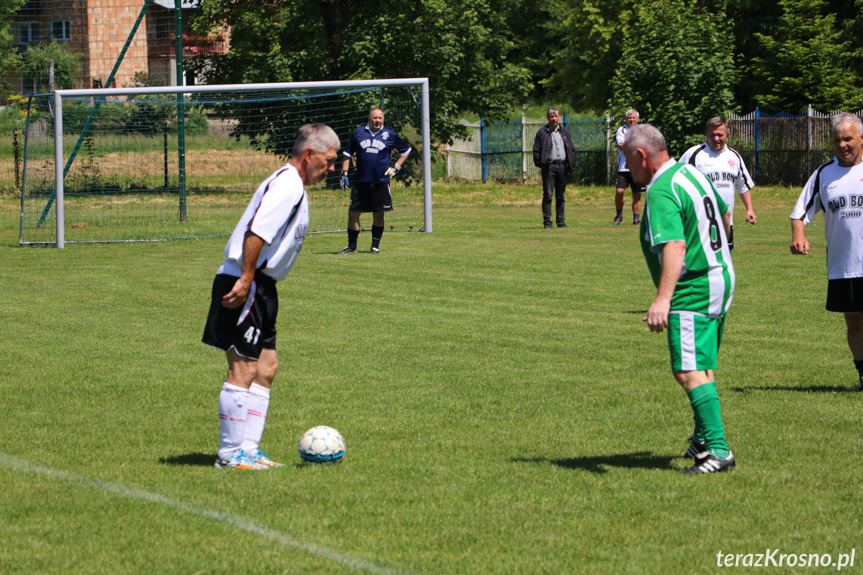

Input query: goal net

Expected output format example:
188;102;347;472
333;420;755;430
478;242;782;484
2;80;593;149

20;79;431;246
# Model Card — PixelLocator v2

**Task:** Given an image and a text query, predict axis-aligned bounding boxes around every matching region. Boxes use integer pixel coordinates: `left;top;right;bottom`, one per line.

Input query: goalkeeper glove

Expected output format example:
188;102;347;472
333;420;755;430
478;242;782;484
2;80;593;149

384;164;401;178
340;172;349;190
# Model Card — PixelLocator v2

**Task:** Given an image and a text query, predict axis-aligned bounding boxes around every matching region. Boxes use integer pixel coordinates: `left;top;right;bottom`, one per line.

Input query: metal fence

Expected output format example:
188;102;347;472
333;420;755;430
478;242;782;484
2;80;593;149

446;115;610;185
447;108;861;187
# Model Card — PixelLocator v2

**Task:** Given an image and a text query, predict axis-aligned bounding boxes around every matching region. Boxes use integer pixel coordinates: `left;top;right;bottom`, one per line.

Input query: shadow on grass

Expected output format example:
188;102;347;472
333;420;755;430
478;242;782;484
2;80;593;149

730;385;854;393
159;453;216;467
514;451;676;473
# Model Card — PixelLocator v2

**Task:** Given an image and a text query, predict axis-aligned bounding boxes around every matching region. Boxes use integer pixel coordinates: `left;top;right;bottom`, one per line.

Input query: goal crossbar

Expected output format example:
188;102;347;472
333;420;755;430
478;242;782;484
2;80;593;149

44;78;432;248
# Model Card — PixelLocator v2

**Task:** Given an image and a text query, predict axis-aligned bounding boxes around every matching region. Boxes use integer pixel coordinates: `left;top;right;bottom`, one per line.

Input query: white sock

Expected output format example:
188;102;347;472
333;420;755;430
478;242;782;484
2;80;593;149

218;381;250;460
240;383;271;455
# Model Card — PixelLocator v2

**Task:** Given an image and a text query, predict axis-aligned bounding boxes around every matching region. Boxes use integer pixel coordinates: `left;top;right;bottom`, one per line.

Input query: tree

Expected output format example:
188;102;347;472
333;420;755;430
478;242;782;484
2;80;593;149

608;0;737;154
0;0;26;95
543;0;640;113
21;41;81;92
189;0;531;143
751;0;862;113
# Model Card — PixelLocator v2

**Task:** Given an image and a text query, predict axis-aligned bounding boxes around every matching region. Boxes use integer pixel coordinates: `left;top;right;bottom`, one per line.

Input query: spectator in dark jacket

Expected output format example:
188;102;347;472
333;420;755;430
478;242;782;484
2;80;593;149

533;108;575;228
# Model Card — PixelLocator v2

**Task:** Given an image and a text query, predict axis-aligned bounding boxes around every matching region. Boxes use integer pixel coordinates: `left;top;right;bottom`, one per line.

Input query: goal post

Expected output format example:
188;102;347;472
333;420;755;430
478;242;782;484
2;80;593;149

22;78;432;248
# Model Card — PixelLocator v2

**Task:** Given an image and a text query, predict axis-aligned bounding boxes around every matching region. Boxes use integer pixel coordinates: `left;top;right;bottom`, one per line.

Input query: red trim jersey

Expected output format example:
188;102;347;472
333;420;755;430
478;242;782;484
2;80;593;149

218;163;309;282
678;143;754;226
791;158;863;280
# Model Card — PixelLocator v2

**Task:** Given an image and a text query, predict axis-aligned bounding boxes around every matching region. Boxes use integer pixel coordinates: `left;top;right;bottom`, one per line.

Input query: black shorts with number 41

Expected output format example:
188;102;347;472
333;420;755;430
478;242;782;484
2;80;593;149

202;272;278;360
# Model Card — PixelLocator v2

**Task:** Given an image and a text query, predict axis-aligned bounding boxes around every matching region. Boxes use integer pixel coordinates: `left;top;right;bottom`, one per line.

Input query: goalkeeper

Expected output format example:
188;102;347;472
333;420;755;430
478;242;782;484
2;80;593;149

338;108;411;254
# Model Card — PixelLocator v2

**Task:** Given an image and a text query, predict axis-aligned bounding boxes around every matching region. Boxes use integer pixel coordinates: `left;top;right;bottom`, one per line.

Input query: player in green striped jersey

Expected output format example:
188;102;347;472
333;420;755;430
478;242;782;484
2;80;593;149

623;124;736;474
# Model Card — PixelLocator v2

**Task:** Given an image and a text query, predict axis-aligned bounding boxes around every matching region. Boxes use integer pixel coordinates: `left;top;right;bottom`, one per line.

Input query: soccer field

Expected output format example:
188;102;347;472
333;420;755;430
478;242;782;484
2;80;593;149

0;184;859;574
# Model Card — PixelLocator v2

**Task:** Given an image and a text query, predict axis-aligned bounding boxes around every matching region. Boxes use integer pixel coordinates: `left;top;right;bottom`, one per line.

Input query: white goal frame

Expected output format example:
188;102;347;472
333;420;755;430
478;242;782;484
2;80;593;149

50;78;432;248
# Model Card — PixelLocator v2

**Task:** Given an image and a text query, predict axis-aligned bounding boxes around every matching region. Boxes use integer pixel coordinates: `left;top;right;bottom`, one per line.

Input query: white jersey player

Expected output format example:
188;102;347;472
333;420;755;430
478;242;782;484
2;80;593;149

203;124;341;469
679;117;757;248
790;113;863;392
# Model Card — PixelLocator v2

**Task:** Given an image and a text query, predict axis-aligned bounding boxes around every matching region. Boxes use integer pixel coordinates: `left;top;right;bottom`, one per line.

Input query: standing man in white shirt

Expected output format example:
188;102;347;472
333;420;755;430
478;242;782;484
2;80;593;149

679;117;757;250
613;109;647;226
203;123;340;469
790;113;863;392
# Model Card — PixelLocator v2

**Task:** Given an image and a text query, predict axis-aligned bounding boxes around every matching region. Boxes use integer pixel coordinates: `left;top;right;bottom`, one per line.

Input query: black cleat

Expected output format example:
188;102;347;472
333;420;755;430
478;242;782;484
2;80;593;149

612;214;623;226
684;436;707;459
682;451;735;474
854;378;863;392
370;247;380;254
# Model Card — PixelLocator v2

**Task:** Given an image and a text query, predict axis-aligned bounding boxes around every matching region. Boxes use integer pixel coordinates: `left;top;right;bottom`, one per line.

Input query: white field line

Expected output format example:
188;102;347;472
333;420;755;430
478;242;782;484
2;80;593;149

1;452;412;575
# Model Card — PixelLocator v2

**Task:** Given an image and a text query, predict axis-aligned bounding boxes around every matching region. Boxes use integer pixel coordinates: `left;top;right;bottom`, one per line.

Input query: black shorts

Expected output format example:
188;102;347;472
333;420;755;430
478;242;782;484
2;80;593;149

826;277;863;313
349;182;393;213
202;272;278;359
616;172;647;194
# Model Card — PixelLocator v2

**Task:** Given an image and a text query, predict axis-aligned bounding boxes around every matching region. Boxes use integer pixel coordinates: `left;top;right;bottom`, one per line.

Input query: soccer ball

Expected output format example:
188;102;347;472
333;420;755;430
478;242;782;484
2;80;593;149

298;425;346;464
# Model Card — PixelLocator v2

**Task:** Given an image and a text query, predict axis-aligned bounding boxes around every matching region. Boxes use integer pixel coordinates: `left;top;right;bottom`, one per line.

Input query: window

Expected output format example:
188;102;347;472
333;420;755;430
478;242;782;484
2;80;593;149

18;22;37;44
52;21;71;42
22;77;37;96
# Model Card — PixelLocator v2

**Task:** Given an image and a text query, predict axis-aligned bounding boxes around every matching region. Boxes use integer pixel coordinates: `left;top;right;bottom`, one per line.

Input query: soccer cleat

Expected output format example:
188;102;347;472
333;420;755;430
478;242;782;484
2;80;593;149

557;223;568;228
337;247;357;255
632;216;640;225
249;448;284;468
370;247;380;254
682;451;735;474
612;214;623;226
214;449;270;470
544;222;554;229
855;377;863;392
684;436;707;459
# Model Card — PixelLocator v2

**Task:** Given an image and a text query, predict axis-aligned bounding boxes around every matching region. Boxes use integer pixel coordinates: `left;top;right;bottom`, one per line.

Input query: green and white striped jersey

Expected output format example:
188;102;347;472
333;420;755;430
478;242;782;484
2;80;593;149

640;159;735;316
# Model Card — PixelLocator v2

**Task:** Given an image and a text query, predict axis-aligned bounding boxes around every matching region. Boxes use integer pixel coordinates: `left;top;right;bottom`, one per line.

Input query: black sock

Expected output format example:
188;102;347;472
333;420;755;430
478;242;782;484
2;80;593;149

371;225;384;249
348;229;359;250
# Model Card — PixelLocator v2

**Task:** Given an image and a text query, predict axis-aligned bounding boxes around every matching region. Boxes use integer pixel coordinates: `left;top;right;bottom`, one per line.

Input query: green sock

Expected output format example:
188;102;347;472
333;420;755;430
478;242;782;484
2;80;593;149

686;382;729;458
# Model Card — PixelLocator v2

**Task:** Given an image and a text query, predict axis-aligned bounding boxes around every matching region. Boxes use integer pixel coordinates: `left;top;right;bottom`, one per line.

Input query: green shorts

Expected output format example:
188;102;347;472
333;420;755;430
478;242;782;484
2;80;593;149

666;312;726;372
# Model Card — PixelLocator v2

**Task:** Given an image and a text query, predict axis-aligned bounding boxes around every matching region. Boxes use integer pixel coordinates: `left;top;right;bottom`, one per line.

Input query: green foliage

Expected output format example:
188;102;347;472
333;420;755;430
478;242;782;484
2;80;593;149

751;0;863;113
545;0;640;112
609;0;738;154
0;0;26;96
21;41;82;91
190;0;531;143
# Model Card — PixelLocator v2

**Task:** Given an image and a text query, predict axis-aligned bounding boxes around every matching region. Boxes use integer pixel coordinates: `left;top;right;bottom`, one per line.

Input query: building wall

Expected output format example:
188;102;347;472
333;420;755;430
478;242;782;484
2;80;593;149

86;0;149;88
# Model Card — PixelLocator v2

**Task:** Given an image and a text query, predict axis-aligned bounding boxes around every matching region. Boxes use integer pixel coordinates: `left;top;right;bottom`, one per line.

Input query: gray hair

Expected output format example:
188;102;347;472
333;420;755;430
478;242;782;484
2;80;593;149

292;124;340;156
625;109;639;118
623;123;667;157
547;107;560;118
705;116;728;132
832;113;863;133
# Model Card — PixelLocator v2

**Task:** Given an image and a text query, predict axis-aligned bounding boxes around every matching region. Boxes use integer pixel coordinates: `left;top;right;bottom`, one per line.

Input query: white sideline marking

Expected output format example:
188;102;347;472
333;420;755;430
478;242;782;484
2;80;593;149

1;452;410;575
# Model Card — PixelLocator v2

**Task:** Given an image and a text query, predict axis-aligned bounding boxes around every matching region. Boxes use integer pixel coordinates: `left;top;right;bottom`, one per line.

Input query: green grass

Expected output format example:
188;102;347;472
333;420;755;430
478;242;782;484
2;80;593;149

0;184;860;574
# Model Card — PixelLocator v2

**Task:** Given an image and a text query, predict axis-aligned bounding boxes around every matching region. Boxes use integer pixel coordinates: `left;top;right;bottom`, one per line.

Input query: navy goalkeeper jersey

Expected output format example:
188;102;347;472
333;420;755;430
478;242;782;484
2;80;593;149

344;124;411;183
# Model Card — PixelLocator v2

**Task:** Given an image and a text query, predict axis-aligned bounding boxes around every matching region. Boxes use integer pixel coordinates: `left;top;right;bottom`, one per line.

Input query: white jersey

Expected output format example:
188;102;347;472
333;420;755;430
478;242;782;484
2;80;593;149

678;143;754;225
218;163;309;282
615;125;630;172
790;158;863;280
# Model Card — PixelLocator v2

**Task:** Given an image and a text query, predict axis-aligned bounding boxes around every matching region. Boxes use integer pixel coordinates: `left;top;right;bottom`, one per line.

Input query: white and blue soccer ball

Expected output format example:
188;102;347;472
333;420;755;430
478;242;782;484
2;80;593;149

298;425;346;464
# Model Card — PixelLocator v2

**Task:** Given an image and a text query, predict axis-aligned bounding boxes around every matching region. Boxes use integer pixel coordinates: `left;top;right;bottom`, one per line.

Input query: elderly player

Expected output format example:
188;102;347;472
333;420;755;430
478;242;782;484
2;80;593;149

613;109;647;225
338;108;411;254
679;117;756;250
790;112;863;392
624;123;737;474
203;124;340;470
